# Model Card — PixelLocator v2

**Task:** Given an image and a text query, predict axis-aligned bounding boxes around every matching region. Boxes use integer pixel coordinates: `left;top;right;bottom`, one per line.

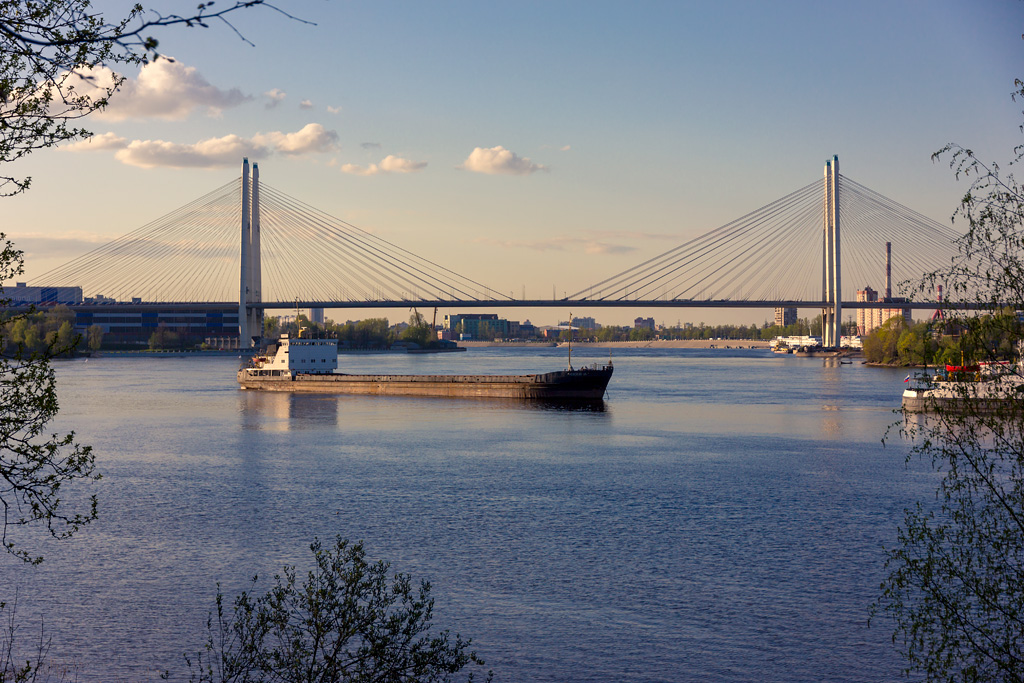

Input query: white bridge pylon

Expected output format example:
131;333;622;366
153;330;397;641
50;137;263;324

239;158;262;346
822;155;841;348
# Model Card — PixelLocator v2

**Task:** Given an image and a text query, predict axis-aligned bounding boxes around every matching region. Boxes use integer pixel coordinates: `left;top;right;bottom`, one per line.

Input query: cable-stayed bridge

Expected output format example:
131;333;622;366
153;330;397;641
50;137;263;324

31;157;962;345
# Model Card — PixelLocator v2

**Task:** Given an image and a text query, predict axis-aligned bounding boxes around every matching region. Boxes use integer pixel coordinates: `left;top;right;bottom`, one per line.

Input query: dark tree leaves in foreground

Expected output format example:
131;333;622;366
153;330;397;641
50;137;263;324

875;76;1024;681
0;234;98;565
186;537;491;683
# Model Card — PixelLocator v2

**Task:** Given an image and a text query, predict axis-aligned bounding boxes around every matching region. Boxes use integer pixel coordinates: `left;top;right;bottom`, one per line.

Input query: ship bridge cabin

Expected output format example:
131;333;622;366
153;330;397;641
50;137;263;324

250;334;338;376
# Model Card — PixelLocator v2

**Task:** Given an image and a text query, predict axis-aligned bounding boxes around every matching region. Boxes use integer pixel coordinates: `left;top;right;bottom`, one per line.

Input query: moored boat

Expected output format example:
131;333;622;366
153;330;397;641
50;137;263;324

902;362;1024;412
238;334;613;400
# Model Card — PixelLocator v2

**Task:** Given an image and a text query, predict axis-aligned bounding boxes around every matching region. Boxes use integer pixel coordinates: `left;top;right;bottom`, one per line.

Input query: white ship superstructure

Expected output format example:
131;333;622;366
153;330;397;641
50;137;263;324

247;334;338;377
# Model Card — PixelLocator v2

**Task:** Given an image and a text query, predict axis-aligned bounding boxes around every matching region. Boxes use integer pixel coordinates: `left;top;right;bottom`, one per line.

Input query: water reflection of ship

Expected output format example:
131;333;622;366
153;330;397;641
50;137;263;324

240;392;341;430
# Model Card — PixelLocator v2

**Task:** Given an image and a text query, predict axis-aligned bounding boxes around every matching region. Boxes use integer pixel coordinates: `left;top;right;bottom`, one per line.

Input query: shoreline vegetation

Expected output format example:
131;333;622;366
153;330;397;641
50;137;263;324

84;339;774;357
460;339;771;349
862;311;1023;368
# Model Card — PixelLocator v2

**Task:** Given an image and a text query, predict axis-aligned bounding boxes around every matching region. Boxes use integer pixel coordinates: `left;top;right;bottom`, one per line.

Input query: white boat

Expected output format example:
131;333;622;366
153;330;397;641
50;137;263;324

902;362;1024;412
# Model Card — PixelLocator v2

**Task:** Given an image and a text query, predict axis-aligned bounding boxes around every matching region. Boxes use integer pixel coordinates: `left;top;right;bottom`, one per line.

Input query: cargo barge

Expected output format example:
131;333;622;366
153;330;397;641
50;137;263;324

238;335;613;400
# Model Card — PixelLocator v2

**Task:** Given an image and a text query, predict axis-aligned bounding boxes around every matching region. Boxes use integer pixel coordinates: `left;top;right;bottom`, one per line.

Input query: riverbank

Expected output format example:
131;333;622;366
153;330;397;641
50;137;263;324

92;339;772;355
95;349;248;357
459;339;770;349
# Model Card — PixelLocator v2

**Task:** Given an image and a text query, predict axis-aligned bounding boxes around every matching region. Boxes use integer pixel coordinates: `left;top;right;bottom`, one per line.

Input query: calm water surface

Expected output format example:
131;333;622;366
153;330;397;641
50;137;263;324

3;347;931;681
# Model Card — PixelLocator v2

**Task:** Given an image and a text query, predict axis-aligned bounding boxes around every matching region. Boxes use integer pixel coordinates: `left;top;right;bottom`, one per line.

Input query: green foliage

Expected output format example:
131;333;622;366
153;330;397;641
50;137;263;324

322;318;394;349
263;316;280;339
475;321;496;341
86;324;103;351
566;316;820;343
879;378;1024;681
628;327;654;342
862;316;910;364
400;324;433;347
185;537;491;683
874;74;1024;681
0;235;97;564
863;311;1024;367
1;305;80;356
400;311;434;347
148;323;182;350
894;322;933;366
352;318;392;348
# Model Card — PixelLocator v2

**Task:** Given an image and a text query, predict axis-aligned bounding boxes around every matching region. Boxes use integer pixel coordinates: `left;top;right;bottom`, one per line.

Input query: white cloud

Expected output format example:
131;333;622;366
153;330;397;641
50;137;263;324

380;155;427;173
86;59;250;121
461;146;547;175
74;124;339;169
560;145;572;152
299;99;314;110
327;105;342;114
115;134;269;169
62;132;128;152
252;123;338;155
340;163;377;176
264;88;287;109
340;155;427;176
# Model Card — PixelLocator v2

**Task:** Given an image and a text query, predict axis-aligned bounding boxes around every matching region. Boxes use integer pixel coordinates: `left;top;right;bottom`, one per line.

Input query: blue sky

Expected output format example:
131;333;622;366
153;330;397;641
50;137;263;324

6;0;1024;326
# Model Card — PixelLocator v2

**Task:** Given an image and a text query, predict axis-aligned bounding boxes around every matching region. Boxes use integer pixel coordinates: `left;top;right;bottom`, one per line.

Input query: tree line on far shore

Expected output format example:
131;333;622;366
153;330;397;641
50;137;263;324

861;310;1023;366
270;313;830;346
1;304;102;355
16;306;1016;368
3;309;837;352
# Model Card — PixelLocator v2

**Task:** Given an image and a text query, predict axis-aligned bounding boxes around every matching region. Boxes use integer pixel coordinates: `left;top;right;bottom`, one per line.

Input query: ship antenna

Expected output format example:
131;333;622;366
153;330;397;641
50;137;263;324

567;311;573;371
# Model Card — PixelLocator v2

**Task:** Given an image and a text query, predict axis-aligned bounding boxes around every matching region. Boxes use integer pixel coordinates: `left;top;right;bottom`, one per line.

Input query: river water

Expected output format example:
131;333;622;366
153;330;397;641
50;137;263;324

3;347;931;681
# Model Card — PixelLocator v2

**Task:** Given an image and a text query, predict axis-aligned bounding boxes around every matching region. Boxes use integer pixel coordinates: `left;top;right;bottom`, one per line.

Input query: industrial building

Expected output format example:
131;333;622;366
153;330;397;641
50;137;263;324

73;304;240;348
6;282;82;305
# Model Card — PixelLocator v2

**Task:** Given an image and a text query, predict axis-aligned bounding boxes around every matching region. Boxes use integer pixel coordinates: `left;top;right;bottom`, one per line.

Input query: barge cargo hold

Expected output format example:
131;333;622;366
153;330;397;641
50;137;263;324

238;334;613;401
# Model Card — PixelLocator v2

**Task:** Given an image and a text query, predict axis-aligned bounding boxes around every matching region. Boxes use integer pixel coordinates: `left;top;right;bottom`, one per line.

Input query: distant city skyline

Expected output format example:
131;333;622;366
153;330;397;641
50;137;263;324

5;1;1024;326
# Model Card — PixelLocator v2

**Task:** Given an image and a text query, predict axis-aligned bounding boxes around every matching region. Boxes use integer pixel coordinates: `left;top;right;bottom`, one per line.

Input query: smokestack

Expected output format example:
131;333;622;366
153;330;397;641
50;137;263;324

937;284;943;303
885;241;891;300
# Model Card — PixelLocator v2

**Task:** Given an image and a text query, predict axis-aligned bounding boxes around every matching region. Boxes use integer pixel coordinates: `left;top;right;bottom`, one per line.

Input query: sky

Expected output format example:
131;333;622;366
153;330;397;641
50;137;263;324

5;0;1024;327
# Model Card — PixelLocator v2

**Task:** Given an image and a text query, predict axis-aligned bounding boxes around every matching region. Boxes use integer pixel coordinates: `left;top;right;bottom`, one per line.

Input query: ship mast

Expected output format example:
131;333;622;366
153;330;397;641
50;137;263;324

568;311;573;371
